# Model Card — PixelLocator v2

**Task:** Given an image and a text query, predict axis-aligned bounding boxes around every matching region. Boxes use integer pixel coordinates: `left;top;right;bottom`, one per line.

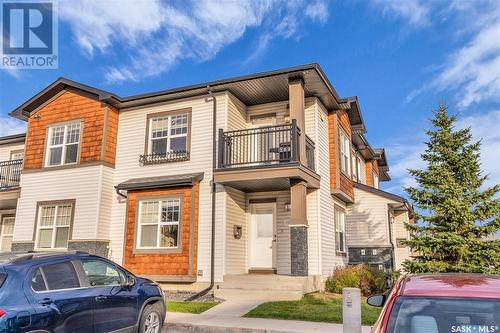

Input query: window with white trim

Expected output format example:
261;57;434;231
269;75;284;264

10;150;24;161
46;122;81;166
137;198;180;249
335;208;346;253
339;130;351;175
35;203;73;249
149;113;189;155
0;216;14;252
373;171;379;189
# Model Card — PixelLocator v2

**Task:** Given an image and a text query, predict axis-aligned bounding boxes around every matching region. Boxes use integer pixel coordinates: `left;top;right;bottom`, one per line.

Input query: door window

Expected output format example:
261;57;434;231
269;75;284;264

0;217;14;252
81;260;126;286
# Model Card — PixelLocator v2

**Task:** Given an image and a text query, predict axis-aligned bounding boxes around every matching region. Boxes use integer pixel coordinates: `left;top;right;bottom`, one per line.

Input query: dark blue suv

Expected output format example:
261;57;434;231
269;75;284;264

0;251;166;333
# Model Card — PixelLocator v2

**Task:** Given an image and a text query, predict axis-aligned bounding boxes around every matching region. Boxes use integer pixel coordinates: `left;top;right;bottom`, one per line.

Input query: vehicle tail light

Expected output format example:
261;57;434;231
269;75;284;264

0;310;5;317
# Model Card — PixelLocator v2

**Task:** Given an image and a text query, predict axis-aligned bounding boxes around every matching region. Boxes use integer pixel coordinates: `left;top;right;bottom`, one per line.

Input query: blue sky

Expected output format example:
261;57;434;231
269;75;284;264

1;0;499;196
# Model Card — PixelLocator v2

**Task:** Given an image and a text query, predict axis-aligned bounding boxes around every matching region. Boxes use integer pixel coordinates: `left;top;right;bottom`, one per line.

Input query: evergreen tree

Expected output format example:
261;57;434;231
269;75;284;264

402;103;500;274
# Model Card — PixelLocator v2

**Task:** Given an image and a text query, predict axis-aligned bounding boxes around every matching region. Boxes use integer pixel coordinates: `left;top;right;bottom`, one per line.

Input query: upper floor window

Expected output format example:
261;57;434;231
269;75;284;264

35;202;73;249
137;198;181;249
373;171;379;189
141;112;190;165
339;129;351;176
352;154;363;182
335;208;346;253
149;113;189;154
46;122;81;166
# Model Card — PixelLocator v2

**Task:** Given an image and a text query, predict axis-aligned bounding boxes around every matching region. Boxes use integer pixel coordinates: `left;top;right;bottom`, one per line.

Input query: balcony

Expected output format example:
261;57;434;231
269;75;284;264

217;120;315;170
0;159;22;190
215;121;319;192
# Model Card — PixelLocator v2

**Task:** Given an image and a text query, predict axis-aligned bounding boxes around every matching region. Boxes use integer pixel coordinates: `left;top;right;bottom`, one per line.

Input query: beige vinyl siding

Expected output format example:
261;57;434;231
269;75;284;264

109;93;228;282
313;100;346;278
246;101;288;124
304;97;320;275
227;93;247;131
14;165;109;242
393;210;411;270
97;166;114;238
0;142;24;161
224;187;247;274
347;187;395;246
246;191;291;275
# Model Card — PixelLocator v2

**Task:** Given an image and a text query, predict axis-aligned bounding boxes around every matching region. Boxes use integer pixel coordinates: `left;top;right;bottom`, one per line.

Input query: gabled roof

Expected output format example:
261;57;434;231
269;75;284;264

9;78;120;120
354;181;409;206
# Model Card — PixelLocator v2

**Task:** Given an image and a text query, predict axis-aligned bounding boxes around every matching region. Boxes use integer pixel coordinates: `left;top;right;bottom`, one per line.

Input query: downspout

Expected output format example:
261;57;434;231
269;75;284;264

186;86;217;301
387;206;396;270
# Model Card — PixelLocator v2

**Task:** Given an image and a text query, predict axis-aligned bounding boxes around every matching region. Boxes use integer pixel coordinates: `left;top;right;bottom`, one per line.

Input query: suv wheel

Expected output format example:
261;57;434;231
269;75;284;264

139;303;163;333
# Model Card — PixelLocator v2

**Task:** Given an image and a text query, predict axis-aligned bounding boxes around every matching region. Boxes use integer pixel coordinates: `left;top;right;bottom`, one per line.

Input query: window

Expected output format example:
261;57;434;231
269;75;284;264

339;129;351;175
372;249;378;255
360;249;366;256
10;150;24;161
149;113;189;155
32;262;80;291
351;154;358;181
335;208;346;253
372;171;379;189
82;260;126;286
0;217;14;252
46;122;81;166
35;202;73;249
137;198;181;249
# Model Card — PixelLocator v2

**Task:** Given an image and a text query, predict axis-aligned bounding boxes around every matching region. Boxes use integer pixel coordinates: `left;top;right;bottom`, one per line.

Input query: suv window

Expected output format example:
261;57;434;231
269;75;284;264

31;268;46;291
34;262;80;291
81;260;126;287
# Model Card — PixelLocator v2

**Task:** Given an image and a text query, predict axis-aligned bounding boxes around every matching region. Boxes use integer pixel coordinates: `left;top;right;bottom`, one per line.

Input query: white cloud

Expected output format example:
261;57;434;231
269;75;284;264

59;0;329;82
0;117;26;137
384;109;500;195
371;0;430;26
405;1;500;108
305;1;329;23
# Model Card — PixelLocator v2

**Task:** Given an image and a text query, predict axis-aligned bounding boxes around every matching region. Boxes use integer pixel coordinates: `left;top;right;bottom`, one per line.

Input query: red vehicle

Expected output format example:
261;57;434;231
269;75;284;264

368;274;500;333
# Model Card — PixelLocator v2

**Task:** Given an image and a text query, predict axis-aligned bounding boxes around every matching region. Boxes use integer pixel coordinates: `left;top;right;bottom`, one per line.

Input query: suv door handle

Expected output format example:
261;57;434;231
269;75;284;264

39;298;53;306
95;295;108;301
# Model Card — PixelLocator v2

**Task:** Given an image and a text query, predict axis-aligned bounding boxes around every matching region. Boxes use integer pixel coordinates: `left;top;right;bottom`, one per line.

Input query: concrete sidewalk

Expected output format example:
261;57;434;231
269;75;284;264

163;312;372;333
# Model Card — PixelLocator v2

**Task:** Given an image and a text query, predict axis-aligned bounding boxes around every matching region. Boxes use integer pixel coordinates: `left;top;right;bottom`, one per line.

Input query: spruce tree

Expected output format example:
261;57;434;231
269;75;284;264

402;103;500;274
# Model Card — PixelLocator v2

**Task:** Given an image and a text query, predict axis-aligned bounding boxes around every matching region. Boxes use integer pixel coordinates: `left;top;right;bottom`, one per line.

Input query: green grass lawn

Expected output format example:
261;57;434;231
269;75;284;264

167;301;219;314
244;293;382;326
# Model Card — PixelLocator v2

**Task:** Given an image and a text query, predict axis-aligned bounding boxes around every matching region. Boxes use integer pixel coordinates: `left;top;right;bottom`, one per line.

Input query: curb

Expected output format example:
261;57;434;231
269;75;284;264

164;322;301;333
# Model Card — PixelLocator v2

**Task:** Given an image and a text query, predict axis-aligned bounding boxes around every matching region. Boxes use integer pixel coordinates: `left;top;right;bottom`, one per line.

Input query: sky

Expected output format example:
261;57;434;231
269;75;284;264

0;0;499;197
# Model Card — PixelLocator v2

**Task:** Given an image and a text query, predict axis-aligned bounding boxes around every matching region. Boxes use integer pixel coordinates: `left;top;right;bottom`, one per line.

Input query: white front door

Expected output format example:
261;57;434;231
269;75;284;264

249;203;276;269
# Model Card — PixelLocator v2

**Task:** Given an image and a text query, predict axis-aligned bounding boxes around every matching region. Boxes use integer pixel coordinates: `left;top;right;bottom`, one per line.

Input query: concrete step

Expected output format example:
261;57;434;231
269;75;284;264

217;274;320;294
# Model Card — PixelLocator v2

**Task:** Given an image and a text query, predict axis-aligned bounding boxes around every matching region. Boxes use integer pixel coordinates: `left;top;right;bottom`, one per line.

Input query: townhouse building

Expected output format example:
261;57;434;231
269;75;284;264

0;64;412;294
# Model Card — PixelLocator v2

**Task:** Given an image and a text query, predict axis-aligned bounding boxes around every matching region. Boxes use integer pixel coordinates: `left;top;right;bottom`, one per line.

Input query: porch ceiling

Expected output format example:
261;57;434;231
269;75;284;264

221;177;292;192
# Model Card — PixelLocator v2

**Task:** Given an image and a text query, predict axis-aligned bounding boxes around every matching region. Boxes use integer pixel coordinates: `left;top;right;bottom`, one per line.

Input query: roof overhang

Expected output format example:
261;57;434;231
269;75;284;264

373;148;390;181
354;181;413;214
0;133;26;145
10;63;343;120
115;173;204;191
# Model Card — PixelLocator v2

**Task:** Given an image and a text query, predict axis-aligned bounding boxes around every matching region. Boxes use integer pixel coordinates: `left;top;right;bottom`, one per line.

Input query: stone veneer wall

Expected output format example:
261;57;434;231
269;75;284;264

290;226;308;276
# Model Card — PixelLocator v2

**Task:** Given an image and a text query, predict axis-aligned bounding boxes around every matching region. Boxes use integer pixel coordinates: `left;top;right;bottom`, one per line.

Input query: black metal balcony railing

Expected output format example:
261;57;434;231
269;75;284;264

0;159;22;189
139;151;190;165
218;120;315;170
